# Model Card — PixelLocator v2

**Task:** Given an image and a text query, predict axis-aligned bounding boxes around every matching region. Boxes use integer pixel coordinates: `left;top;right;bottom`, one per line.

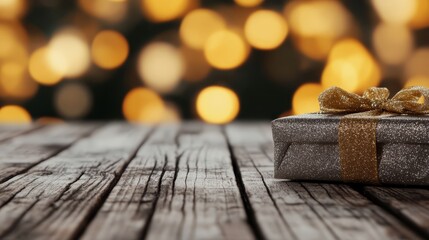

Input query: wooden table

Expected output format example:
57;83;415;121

0;122;428;239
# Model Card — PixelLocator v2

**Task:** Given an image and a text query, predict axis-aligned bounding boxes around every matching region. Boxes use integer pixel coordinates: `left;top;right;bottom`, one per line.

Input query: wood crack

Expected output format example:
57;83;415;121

70;126;156;240
247;149;298;240
223;126;266;240
0;124;102;185
139;159;168;240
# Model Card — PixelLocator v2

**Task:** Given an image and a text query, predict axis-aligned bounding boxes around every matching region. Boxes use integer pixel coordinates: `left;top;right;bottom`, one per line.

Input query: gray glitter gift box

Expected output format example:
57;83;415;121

272;113;429;185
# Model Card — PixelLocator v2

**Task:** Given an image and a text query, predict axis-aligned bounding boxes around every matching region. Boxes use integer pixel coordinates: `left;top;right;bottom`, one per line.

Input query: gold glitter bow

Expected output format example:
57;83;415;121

318;86;429;184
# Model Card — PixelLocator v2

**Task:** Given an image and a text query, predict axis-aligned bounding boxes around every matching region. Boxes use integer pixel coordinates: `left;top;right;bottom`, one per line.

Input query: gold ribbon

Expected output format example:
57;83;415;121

318;86;429;184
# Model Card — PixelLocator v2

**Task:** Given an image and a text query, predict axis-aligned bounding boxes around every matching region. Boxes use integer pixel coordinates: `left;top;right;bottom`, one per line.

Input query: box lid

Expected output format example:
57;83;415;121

272;113;429;144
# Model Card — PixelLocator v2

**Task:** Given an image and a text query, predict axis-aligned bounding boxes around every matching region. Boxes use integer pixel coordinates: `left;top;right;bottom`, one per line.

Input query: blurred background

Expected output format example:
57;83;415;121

0;0;429;124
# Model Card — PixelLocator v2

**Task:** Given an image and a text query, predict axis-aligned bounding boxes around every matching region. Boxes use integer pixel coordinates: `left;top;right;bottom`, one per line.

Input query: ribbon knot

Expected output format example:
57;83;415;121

319;86;429;114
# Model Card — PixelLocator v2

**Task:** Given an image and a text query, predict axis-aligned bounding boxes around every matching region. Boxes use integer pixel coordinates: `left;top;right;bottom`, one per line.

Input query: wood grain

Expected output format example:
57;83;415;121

226;123;419;240
0;124;38;142
0;123;97;183
364;187;429;238
0;122;427;240
82;123;254;240
0;123;151;239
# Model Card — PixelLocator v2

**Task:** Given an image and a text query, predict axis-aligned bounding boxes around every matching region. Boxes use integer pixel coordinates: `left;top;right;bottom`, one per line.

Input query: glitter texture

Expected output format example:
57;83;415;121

272;113;429;185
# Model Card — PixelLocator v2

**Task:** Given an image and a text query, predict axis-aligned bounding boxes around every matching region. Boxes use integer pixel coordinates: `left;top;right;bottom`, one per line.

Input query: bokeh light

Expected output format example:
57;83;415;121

78;0;127;23
0;22;27;59
234;0;263;8
196;86;240;124
204;30;248;70
138;42;184;94
2;0;429;121
244;10;288;50
29;47;63;85
372;23;413;65
0;105;31;123
122;87;166;123
0;59;38;101
284;0;352;60
163;103;181;122
180;9;226;49
141;0;192;22
54;83;92;119
409;0;429;29
292;83;323;114
405;48;429;79
405;76;429;88
91;30;129;69
181;46;211;81
47;29;91;78
371;0;416;24
0;0;26;20
322;39;381;93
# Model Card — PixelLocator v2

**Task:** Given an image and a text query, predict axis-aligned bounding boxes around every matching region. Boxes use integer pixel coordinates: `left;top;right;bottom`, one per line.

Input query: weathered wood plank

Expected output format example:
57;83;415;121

364;187;429;238
0;123;97;183
81;125;177;240
0;123;152;239
0;124;39;142
226;123;419;240
82;123;254;240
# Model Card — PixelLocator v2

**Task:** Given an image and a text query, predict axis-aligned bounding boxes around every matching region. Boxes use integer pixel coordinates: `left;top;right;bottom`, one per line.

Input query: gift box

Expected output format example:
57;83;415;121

272;86;429;185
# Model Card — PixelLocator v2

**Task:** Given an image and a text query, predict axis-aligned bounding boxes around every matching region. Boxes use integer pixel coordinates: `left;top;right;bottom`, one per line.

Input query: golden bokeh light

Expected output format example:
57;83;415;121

244;10;288;50
0;22;27;59
0;60;38;101
0;0;26;20
0;105;31;123
322;39;381;93
47;29;91;78
409;0;429;29
292;83;323;115
322;60;361;93
122;87;166;123
234;0;263;7
284;0;352;60
181;46;211;81
405;48;429;79
404;76;429;88
373;23;413;65
78;0;127;23
29;47;63;85
141;0;191;22
55;83;92;119
371;0;416;24
162;103;181;122
293;36;335;60
204;30;248;70
180;9;226;49
285;0;350;38
196;86;240;124
91;30;129;69
138;42;184;93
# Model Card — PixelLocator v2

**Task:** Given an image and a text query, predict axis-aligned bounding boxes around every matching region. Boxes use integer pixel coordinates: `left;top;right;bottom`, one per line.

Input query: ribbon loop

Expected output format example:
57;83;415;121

318;87;372;113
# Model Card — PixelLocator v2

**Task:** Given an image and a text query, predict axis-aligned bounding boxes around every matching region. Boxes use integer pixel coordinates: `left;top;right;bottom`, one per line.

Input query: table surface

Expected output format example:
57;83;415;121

0;122;428;240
